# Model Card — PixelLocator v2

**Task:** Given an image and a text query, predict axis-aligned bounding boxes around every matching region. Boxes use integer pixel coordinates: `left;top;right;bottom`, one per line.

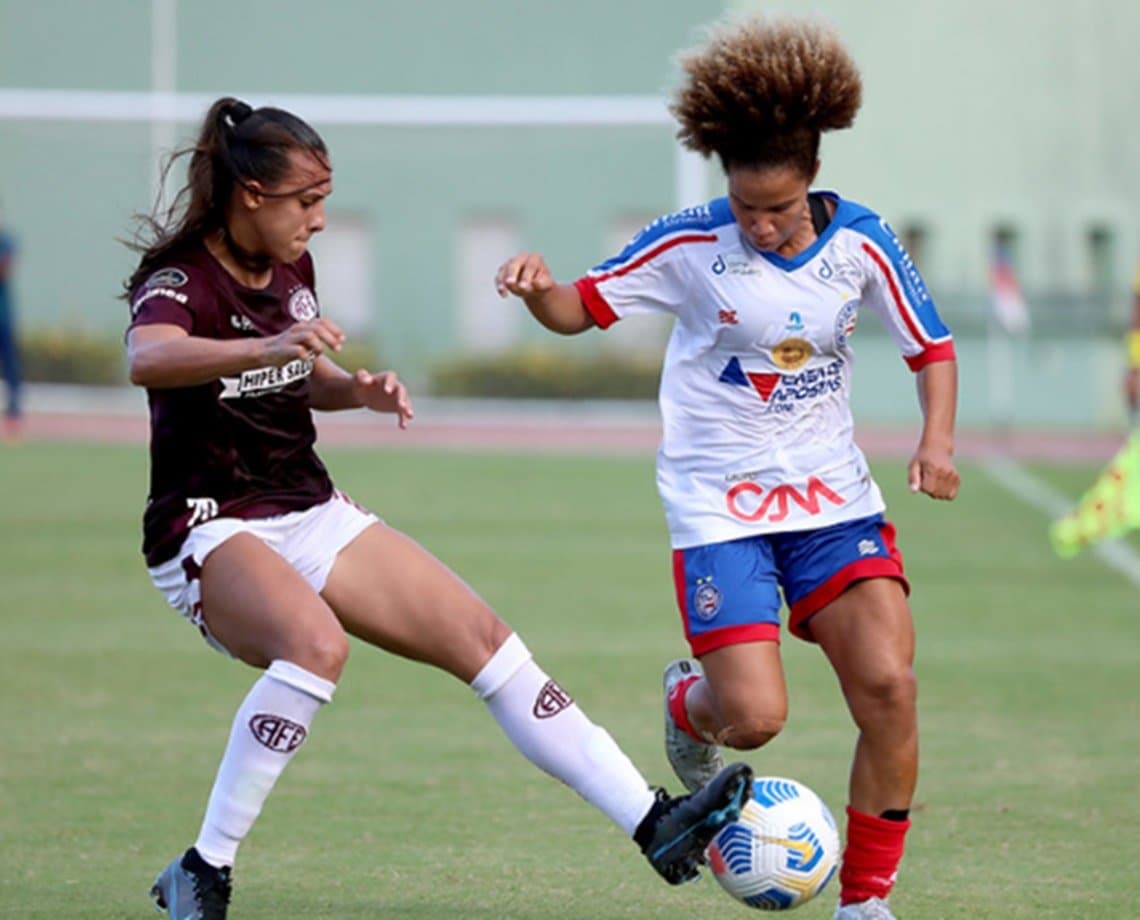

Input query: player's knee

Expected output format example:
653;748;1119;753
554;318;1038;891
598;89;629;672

718;714;786;751
290;628;350;682
849;666;916;727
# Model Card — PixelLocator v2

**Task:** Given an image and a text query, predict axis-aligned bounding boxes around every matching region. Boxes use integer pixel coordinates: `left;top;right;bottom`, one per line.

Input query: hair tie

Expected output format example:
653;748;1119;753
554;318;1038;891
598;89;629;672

223;101;253;129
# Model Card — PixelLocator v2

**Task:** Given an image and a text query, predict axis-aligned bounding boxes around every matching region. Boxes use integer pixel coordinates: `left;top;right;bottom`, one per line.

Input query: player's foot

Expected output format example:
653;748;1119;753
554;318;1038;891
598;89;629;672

150;847;232;919
664;658;724;793
637;761;753;885
834;896;896;919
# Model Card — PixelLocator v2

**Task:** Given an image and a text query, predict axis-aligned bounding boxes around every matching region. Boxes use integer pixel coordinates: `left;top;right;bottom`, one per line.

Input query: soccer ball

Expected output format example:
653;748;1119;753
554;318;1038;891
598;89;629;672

705;776;840;910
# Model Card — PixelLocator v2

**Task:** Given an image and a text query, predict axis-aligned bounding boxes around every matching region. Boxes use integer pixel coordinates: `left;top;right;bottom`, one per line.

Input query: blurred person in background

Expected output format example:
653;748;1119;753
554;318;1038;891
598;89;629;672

124;96;752;920
1049;259;1140;556
0;200;23;442
497;15;959;920
1125;260;1140;424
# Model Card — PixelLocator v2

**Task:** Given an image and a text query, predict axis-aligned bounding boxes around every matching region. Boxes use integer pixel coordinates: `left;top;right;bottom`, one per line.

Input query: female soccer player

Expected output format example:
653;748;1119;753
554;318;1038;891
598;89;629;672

496;17;959;920
125;96;751;920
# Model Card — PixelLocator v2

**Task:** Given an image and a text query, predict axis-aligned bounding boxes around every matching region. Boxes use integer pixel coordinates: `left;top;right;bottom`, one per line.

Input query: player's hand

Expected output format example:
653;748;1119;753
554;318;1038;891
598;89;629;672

262;319;345;367
907;445;959;500
495;252;555;299
353;369;414;429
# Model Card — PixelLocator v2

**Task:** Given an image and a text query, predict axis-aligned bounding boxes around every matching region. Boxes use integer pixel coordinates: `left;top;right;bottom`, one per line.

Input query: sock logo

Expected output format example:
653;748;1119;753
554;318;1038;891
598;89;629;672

249;713;307;753
532;680;574;718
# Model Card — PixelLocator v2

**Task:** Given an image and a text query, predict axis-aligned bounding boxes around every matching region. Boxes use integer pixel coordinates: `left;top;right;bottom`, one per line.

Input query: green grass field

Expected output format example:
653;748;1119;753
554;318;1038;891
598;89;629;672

1;442;1138;918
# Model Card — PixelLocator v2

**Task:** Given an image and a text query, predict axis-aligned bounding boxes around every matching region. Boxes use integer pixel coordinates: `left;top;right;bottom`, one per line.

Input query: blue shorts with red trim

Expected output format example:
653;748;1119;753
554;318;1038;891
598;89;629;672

671;514;908;655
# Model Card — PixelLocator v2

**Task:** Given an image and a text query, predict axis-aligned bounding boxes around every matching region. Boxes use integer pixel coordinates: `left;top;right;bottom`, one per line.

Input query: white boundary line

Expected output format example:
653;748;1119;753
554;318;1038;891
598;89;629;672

0;88;675;126
980;456;1140;586
0;88;711;210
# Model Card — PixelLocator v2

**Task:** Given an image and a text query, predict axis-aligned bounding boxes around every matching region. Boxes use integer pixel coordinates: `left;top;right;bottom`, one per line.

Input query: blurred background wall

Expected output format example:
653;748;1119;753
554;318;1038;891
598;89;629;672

1;0;1138;429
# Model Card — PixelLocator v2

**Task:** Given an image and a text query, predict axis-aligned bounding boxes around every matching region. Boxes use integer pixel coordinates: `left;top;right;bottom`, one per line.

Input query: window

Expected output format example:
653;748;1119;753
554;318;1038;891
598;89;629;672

455;216;521;352
306;213;374;336
1086;224;1115;297
991;223;1020;269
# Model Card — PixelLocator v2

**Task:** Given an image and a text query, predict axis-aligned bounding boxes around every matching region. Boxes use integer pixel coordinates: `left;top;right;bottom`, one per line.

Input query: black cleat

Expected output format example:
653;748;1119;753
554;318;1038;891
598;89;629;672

150;847;232;919
636;761;753;885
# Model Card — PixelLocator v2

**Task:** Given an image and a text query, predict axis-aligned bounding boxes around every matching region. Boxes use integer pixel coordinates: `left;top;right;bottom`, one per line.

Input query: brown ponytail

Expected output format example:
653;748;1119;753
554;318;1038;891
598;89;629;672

122;96;328;294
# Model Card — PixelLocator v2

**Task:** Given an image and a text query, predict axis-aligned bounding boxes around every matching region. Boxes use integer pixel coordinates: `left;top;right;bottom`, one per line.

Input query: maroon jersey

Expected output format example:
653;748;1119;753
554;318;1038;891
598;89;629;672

127;244;334;566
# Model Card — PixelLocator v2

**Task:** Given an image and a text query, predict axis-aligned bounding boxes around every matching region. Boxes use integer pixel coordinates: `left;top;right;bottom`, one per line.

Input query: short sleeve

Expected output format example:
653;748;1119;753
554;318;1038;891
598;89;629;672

128;266;198;334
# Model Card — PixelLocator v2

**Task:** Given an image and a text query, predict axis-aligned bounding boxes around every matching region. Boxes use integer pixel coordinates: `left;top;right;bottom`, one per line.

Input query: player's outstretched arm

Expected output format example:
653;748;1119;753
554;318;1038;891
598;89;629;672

128;319;345;389
908;359;959;500
495;251;594;335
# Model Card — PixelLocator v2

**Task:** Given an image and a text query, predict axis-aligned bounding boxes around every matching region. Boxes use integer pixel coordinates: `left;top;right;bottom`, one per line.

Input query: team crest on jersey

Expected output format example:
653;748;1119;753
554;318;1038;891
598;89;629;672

145;267;188;288
693;576;722;621
834;301;859;348
287;286;319;321
771;337;813;370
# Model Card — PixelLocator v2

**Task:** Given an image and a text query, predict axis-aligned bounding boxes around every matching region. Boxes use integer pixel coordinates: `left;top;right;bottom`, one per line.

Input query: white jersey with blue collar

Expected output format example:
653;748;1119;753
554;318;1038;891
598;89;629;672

573;192;955;549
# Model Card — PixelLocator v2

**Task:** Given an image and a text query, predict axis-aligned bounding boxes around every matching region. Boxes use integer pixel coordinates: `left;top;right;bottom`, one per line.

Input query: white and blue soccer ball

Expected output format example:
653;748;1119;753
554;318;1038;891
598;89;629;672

705;776;840;911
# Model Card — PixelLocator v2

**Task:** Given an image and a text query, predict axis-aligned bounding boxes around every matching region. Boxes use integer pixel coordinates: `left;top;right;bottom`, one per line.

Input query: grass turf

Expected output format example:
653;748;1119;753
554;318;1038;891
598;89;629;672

0;442;1137;917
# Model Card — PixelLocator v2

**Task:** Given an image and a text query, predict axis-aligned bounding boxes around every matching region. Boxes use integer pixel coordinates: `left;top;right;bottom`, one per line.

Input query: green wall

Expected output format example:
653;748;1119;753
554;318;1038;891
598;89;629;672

1;0;1136;428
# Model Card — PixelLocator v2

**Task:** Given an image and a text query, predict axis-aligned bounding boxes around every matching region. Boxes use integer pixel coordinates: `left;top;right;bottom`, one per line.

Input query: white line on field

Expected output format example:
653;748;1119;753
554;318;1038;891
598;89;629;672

980;457;1140;587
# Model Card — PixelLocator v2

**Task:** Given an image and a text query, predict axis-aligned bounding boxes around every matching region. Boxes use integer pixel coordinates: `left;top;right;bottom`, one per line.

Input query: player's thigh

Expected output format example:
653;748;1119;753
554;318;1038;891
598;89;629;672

320;522;509;682
810;577;914;704
199;531;349;674
700;640;788;728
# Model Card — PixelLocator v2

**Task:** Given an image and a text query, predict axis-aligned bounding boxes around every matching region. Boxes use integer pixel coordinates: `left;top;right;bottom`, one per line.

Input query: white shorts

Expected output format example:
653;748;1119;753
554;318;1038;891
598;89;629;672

147;490;379;654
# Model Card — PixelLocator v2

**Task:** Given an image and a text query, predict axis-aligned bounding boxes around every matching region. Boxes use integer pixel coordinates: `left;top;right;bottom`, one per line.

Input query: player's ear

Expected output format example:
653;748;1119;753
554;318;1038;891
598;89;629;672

239;181;265;211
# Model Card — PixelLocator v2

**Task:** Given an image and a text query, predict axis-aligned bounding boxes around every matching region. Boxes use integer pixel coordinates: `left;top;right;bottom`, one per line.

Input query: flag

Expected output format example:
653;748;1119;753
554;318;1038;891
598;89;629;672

989;245;1030;334
1050;432;1140;557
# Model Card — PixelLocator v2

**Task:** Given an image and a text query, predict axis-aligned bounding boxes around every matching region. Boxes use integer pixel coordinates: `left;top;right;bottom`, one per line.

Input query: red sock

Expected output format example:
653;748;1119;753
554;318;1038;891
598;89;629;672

839;805;910;905
667;674;703;741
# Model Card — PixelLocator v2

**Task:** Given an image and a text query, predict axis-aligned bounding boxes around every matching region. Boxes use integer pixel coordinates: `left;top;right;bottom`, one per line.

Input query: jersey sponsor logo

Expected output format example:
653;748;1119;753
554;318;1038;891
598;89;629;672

711;252;762;276
145;267;188;288
785;311;805;332
185;496;219;527
818;258;835;280
725;476;846;524
230;314;256;332
248;713;308;753
219;356;315;399
877;218;931;305
718;308;739;325
834;300;858;348
131;285;189;315
771;337;813;371
692;576;723;621
533;680;574;718
858;539;880;556
719;356;842;408
287;285;319;321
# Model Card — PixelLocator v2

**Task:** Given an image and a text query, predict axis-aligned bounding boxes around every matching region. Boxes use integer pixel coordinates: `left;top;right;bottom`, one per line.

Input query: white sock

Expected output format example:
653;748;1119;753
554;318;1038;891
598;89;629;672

470;634;656;837
194;660;335;868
